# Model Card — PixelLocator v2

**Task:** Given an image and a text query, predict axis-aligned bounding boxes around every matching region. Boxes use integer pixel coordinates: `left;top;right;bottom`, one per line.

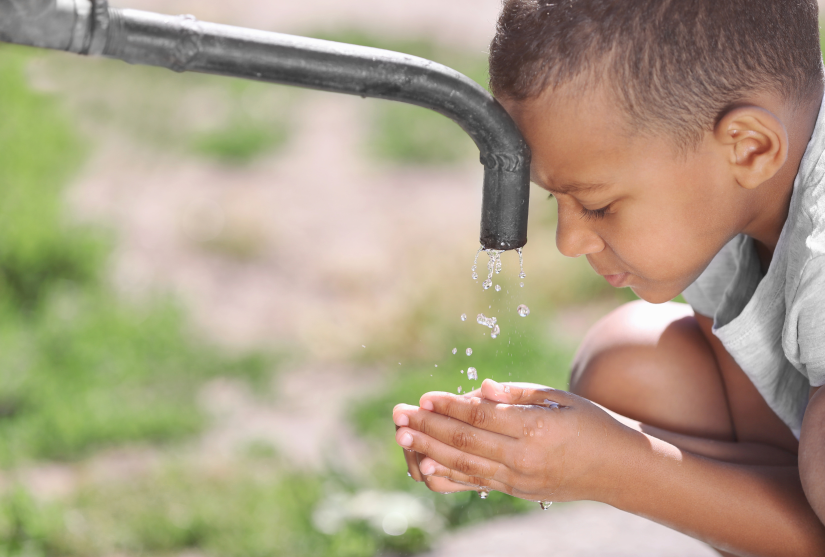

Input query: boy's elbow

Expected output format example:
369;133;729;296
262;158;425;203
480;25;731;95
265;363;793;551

800;387;825;526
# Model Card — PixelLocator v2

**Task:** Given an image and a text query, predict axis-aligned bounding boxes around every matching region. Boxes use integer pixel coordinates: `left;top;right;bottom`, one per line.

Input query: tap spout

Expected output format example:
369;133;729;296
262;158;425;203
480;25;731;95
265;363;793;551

0;0;531;250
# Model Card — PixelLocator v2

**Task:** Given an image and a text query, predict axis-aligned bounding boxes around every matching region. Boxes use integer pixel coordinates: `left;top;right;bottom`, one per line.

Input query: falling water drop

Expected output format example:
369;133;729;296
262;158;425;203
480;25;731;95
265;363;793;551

479;490;489;499
457;386;463;393
461;369;464;374
491;324;501;339
461;314;467;322
517;304;531;317
482;279;493;290
452;348;457;355
517;247;526;280
495;284;501;292
467;367;478;380
466;348;473;356
539;501;552;510
472;247;483;280
520;282;525;288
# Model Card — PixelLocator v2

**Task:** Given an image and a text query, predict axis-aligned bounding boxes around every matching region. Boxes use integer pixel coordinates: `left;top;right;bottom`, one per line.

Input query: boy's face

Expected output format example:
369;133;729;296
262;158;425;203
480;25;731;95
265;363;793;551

502;89;752;304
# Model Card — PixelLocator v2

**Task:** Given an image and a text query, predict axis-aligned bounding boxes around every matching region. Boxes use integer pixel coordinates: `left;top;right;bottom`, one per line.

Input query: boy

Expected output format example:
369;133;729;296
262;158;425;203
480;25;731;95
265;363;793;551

392;1;825;555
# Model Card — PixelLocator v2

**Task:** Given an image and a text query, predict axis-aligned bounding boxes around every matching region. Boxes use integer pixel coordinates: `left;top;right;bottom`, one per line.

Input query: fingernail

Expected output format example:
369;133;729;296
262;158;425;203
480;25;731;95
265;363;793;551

399;432;413;447
420;461;435;475
421;399;434;411
394;413;409;427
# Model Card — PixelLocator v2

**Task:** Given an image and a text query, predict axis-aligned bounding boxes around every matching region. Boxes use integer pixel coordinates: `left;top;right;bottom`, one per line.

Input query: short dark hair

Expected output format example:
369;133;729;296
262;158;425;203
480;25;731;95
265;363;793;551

489;0;824;148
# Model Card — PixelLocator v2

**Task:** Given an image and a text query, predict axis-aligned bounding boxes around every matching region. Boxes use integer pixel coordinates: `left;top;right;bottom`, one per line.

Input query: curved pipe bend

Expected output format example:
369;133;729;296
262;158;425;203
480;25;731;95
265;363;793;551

0;0;531;250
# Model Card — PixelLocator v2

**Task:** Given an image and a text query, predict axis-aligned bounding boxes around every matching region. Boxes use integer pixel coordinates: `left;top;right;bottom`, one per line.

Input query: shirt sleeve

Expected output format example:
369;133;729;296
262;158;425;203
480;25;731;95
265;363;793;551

792;256;825;387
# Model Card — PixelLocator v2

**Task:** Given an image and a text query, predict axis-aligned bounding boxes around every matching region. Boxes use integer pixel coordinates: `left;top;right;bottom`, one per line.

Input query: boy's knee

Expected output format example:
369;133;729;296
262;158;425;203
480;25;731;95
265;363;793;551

569;300;695;402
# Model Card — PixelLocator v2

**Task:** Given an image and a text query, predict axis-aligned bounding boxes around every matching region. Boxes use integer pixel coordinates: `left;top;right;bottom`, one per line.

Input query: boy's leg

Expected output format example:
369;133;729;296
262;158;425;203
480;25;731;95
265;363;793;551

570;300;735;440
572;300;800;557
571;299;799;453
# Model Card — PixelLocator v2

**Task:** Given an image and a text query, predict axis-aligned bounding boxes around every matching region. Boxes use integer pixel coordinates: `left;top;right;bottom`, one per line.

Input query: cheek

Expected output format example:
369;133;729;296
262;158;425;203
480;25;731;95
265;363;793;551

609;201;719;287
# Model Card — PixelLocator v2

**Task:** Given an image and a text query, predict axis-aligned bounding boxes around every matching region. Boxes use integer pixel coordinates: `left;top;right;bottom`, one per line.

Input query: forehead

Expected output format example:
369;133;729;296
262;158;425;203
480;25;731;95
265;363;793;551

501;88;636;193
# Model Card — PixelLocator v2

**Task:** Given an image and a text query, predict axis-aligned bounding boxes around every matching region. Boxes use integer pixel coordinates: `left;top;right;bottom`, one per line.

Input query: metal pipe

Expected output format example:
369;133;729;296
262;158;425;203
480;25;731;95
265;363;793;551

0;0;531;250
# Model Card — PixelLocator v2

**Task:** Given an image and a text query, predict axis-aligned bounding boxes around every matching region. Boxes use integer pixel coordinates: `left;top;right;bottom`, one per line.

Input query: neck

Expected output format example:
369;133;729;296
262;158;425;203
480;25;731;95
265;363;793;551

744;90;823;270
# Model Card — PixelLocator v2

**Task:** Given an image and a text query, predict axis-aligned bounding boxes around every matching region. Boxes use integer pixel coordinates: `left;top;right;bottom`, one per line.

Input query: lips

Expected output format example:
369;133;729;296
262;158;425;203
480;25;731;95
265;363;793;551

603;273;630;287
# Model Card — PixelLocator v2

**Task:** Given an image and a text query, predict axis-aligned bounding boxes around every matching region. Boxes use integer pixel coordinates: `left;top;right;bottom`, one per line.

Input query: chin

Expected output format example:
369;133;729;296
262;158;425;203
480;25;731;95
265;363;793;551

630;284;684;305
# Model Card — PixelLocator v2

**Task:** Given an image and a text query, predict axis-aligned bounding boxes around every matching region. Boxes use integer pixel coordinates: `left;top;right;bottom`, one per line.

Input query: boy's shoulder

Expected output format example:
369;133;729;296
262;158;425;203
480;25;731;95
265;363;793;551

680;93;825;435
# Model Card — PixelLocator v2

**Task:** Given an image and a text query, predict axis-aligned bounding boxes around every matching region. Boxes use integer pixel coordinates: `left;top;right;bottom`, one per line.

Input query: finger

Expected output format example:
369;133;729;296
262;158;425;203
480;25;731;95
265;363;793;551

479;379;576;407
417;392;534;438
419;457;512;494
395;426;512;484
395;406;427;482
402;446;426;482
402;402;517;462
422;474;478;494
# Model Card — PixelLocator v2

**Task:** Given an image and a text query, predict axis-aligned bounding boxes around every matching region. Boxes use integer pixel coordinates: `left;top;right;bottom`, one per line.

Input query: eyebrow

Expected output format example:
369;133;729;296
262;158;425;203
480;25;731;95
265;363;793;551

535;179;611;195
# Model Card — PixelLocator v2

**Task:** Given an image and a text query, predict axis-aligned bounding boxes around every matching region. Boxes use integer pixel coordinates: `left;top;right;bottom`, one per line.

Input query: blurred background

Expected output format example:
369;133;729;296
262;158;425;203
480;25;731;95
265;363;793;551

3;1;817;556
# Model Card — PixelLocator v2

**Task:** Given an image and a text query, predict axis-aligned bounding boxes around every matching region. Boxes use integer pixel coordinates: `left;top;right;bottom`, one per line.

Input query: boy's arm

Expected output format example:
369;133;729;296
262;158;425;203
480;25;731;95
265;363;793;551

394;382;825;557
618;416;798;465
801;386;825;525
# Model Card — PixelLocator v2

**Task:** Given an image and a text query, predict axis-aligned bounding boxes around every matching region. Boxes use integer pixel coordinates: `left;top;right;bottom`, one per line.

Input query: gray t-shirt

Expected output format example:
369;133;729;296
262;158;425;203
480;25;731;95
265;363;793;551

683;94;825;439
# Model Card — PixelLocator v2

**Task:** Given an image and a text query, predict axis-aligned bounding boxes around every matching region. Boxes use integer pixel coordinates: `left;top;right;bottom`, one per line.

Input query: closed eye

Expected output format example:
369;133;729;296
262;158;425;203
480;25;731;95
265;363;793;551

580;205;610;221
549;192;612;220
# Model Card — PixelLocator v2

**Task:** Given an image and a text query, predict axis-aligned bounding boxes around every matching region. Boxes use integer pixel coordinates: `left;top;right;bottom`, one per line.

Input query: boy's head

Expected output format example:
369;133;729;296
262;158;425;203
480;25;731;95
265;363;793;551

490;0;824;303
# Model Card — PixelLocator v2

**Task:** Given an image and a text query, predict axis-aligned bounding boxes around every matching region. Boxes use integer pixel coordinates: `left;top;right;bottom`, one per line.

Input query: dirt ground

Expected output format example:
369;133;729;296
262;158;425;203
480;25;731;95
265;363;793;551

55;1;725;554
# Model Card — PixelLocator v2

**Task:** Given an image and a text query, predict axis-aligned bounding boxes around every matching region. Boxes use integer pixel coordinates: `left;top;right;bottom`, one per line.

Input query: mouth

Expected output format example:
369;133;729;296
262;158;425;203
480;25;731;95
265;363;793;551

602;272;631;287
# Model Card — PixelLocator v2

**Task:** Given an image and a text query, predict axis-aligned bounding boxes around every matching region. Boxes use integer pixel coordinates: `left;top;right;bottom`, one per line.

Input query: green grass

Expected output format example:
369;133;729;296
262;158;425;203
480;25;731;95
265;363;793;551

34;52;296;165
191;118;289;164
0;46;273;466
188;79;292;164
0;462;434;557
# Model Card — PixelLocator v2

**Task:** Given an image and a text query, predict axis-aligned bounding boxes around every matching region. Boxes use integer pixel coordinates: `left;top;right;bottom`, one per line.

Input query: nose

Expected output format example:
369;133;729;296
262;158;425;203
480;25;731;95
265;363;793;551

555;202;606;258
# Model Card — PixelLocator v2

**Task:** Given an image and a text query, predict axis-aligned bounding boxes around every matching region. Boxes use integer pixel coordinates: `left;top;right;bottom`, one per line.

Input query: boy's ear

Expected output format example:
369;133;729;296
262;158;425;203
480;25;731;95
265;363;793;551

713;106;789;190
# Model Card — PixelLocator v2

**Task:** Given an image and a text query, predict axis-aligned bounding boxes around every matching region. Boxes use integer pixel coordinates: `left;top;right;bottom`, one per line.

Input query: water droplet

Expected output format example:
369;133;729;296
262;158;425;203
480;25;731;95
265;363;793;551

452;348;457;355
491;324;500;338
407;472;412;477
466;348;473;356
477;313;498;330
545;400;560;410
540;501;552;510
517;304;530;317
461;313;467;322
504;385;511;393
479;490;489;499
537;419;544;429
435;364;438;368
362;345;366;348
457;386;463;393
482;279;492;290
461;369;464;374
467;367;478;380
520;282;525;288
472;272;479;280
495;284;501;292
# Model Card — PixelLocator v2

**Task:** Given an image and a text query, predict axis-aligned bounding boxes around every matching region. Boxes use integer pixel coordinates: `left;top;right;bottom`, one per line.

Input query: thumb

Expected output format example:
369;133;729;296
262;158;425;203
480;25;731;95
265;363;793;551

480;379;574;406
